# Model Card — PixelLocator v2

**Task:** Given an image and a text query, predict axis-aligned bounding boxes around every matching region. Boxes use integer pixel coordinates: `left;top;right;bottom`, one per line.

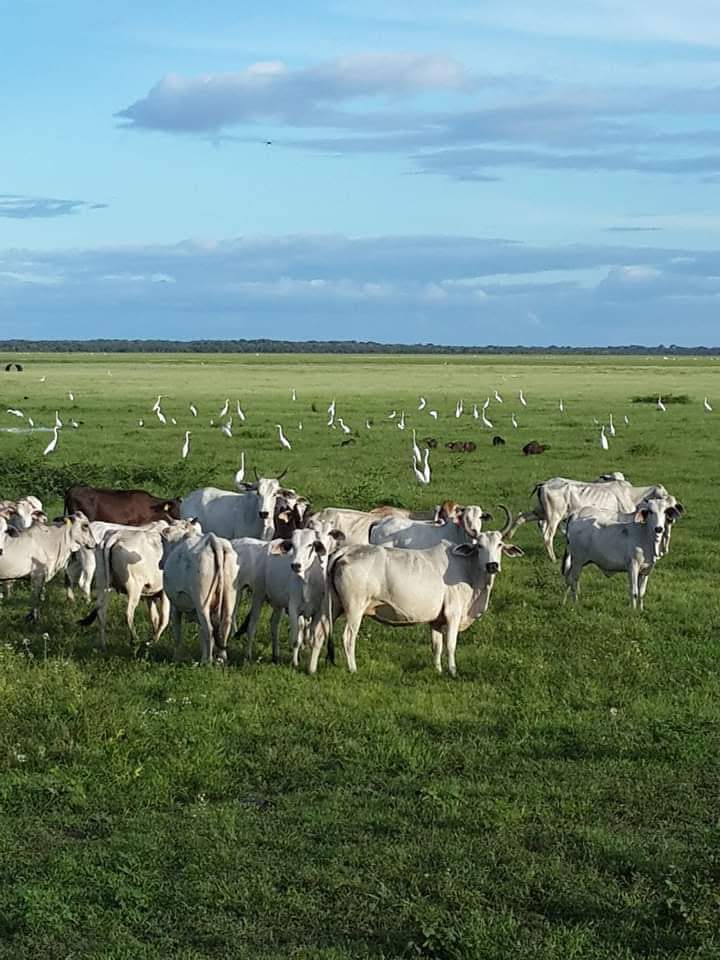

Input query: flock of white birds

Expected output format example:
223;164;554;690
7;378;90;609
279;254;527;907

3;382;714;487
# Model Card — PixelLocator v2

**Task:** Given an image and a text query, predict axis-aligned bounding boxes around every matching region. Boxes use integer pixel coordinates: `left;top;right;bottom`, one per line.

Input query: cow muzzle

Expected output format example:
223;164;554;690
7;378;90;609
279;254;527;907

291;562;301;573
654;526;663;535
485;561;499;574
259;510;270;519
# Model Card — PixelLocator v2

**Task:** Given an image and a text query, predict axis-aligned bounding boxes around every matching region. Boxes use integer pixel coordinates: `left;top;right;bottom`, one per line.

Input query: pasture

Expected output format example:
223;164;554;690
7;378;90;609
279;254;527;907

0;352;718;960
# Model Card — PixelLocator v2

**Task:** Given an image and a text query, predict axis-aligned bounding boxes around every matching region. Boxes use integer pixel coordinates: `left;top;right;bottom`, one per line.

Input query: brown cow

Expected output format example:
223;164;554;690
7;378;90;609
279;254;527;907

522;441;550;456
64;485;182;525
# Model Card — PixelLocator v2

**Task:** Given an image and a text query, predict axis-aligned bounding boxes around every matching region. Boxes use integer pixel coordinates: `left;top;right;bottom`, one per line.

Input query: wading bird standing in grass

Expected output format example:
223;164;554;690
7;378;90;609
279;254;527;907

221;419;233;439
519;389;527;406
365;419;372;430
70;420;79;429
189;403;198;417
68;391;74;402
482;409;493;429
657;396;666;412
234;451;245;486
608;414;616;436
298;422;303;431
291;388;297;401
387;410;397;420
413;448;431;485
54;411;63;429
43;427;59;456
472;403;479;419
152;395;162;413
181;431;191;460
138;419;144;427
429;409;438;420
412;429;422;464
156;408;166;425
599;425;609;450
219;399;229;418
559;399;564;414
338;418;351;435
624;415;629;424
483;397;490;411
397;411;406;430
704;397;713;412
418;396;426;410
236;401;245;422
277;424;292;451
27;417;34;427
494;390;503;403
455;400;463;418
511;412;518;429
6;409;23;418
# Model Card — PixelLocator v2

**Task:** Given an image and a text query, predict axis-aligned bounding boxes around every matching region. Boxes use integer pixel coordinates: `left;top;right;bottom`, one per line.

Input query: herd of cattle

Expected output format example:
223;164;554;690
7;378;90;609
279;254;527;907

0;471;683;674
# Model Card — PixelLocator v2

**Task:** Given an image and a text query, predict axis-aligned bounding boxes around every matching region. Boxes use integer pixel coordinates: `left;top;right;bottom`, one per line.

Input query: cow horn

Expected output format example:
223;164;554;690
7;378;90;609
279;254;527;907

277;466;289;481
253;467;259;481
498;503;513;537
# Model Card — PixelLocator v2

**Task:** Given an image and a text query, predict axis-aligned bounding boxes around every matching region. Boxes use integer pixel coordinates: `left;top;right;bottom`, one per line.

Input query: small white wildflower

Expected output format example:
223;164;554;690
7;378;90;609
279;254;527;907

41;632;50;641
165;696;175;703
181;696;191;706
609;707;618;718
15;754;27;763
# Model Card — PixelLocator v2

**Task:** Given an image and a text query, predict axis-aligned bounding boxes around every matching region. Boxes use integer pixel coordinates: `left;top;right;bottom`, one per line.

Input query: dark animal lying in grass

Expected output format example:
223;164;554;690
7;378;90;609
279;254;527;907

445;441;476;453
522;441;550;455
492;436;506;446
423;437;438;448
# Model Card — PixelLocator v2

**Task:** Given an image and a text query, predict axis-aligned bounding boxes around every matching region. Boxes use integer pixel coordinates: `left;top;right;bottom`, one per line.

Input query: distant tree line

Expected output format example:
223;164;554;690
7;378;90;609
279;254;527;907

0;339;718;355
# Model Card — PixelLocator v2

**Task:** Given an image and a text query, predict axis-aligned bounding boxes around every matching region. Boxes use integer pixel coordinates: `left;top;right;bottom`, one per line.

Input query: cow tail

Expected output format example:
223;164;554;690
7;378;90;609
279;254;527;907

235;607;252;637
206;534;224;616
562;515;575;575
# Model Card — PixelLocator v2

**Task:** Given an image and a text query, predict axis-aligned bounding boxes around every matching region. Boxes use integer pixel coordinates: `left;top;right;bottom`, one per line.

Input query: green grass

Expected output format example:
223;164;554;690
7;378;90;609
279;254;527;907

0;352;719;959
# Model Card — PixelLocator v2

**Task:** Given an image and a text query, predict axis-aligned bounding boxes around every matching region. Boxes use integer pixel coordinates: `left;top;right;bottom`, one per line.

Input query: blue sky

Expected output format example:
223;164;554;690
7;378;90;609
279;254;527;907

3;0;720;345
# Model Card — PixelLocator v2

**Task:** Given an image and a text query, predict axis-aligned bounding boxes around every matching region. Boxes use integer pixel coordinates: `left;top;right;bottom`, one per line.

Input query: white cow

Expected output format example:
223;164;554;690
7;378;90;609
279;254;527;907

570;494;684;558
0;496;45;531
0;516;10;556
159;527;239;663
369;504;492;550
0;514;95;619
181;471;289;541
512;475;672;561
562;497;680;609
314;509;523;676
236;523;345;666
80;519;199;650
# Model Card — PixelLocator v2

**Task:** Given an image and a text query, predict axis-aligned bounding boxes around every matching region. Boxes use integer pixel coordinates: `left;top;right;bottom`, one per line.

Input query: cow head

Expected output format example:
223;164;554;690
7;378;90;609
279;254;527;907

67;512;96;550
273;524;345;579
432;500;462;526
453;504;523;575
635;498;671;558
0;516;7;555
461;505;494;542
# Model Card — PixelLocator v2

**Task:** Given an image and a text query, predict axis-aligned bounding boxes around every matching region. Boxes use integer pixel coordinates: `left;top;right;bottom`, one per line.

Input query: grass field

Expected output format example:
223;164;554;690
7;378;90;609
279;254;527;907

0;352;718;959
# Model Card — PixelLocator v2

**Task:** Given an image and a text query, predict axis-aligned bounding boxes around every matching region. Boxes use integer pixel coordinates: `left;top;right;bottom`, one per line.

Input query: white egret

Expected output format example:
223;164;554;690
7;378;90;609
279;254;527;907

472;403;479;419
6;409;23;418
54;411;62;429
412;429;422;464
70;420;79;429
277;424;292;451
43;427;59;456
291;388;297;401
181;431;191;460
236;402;245;422
397;411;406;431
156;409;167;425
365;419;372;430
338;418;352;435
189;403;198;417
138;419;144;427
608;413;616;437
657;396;666;412
494;390;503;403
27;417;34;427
623;415;629;425
388;410;397;420
455;400;463;418
219;399;229;418
519;390;527;406
413;448;431;485
68;391;74;402
170;417;177;426
327;399;336;417
234;451;245;485
599;425;609;450
482;397;490;411
298;421;303;431
429;410;438;419
704;397;713;412
511;412;518;429
481;410;493;429
39;376;46;383
418;397;426;410
221;418;233;439
152;395;162;413
559;399;564;413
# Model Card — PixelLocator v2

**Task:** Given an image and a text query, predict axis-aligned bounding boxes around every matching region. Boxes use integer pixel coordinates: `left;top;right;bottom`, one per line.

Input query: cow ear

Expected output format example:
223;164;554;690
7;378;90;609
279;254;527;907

64;516;73;526
330;528;345;541
481;511;493;521
270;539;293;555
452;543;477;557
313;541;327;556
7;526;20;538
635;507;649;522
502;543;524;558
163;502;171;512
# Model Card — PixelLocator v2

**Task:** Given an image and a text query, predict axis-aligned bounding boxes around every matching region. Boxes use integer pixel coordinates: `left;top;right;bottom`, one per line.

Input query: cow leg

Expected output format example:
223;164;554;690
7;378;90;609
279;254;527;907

342;610;362;673
154;592;170;643
124;587;142;646
289;604;303;669
65;570;76;603
430;628;444;673
28;569;46;622
95;590;111;652
171;606;183;660
628;562;640;610
445;620;460;677
197;607;214;664
270;607;282;664
543;519;559;562
638;570;651;611
243;591;265;663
